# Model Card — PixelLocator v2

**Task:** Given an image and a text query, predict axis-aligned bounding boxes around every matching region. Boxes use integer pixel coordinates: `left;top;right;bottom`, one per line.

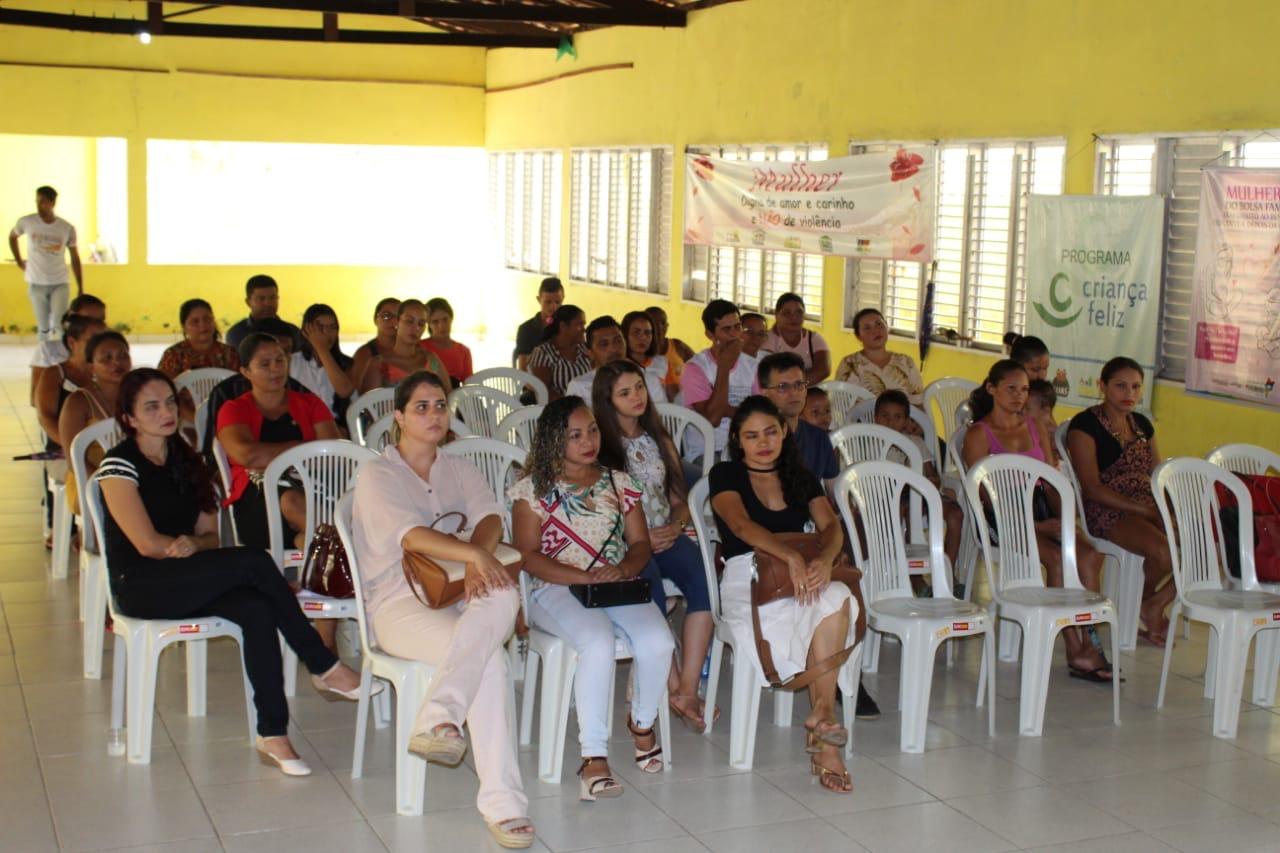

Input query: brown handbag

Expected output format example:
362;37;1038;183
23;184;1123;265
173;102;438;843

300;523;355;599
401;511;524;609
750;531;866;690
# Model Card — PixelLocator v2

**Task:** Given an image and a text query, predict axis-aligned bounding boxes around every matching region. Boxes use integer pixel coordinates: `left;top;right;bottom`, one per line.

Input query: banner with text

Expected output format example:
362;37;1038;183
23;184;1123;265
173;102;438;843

1025;195;1165;410
684;148;935;261
1186;167;1280;408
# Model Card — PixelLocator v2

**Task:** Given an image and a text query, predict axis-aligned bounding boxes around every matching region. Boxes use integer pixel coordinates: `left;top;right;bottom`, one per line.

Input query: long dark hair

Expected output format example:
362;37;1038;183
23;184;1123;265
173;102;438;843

968;359;1027;422
116;368;219;513
1100;356;1144;383
525;395;592;498
299;303;346;365
593;360;686;506
541;304;585;344
178;298;219;342
727;395;811;507
621;310;657;360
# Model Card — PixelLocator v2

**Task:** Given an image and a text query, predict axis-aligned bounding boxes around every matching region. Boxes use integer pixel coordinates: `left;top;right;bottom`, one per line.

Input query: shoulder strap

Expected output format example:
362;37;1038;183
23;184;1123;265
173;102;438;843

749;582;854;690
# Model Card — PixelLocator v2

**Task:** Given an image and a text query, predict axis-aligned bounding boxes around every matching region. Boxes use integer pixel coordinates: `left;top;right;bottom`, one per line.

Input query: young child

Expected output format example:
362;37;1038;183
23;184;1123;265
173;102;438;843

873;390;964;578
741;312;769;358
801;385;833;432
1026;378;1058;435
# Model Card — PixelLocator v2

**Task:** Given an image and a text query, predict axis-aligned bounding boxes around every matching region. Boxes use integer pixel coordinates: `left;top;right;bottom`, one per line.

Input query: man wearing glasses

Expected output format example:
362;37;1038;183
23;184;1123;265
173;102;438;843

680;299;759;469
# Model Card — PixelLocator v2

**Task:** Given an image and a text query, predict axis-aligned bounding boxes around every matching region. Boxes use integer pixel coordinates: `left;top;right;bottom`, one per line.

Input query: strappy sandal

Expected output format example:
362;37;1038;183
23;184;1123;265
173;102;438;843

803;720;848;754
578;757;624;802
408;723;467;767
486;816;535;849
627;715;664;773
810;756;854;794
668;694;706;733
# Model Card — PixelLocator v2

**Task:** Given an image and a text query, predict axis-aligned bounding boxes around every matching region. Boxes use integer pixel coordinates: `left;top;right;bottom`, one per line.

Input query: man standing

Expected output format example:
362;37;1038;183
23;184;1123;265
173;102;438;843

566;315;666;406
680;299;759;468
9;186;82;341
225;274;301;350
513;277;564;370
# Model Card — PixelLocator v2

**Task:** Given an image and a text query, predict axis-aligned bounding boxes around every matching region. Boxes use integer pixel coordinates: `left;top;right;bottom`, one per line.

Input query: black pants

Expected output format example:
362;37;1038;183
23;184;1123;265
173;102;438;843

113;547;338;737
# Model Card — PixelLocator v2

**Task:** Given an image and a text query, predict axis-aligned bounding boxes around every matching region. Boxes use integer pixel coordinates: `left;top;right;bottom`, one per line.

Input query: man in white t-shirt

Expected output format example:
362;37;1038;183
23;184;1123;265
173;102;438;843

680;299;760;465
9;186;82;341
566;315;666;406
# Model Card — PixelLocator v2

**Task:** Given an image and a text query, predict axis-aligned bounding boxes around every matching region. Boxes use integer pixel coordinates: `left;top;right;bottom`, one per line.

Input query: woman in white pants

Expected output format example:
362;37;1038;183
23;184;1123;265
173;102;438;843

510;395;676;802
352;370;533;849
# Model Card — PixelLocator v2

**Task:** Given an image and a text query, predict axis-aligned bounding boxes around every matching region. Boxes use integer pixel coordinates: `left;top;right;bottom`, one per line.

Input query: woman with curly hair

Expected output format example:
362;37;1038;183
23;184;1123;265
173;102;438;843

509;396;675;802
95;368;366;777
710;395;856;794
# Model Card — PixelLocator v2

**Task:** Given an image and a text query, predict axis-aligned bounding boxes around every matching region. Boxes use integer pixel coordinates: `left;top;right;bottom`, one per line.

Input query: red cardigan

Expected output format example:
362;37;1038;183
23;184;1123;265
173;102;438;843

215;390;332;503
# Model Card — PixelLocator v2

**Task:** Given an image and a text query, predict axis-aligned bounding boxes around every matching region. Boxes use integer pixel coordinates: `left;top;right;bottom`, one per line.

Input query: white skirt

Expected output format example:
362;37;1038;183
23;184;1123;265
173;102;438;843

720;552;857;683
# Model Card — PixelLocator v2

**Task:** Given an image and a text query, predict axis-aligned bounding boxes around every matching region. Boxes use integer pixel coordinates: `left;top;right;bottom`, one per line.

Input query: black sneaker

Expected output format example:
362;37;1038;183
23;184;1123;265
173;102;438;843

855;684;881;720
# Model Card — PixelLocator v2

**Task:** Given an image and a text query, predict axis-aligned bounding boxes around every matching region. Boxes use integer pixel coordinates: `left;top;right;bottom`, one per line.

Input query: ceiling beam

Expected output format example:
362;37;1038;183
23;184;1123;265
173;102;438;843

0;7;562;46
128;0;686;27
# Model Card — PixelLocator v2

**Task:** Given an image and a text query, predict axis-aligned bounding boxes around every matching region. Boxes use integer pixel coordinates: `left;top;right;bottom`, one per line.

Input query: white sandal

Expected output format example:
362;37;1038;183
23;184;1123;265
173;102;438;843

408;723;468;767
486;817;535;849
578;757;623;802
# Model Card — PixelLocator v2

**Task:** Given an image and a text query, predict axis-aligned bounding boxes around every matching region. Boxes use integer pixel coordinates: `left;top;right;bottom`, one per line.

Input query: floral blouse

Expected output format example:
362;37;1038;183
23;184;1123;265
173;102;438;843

508;468;642;589
623;433;672;528
157;340;240;378
834;350;924;406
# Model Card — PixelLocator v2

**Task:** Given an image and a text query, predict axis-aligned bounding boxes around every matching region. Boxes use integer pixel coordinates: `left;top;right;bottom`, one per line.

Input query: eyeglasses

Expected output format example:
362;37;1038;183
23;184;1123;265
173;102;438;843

768;380;808;394
377;312;397;321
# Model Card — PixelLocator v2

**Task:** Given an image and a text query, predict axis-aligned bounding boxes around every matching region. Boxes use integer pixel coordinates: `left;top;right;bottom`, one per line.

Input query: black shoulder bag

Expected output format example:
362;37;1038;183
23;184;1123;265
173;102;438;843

568;470;653;608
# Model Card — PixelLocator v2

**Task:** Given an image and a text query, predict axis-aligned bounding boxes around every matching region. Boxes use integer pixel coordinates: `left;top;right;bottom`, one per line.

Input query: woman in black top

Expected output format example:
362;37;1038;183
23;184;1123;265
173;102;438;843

97;368;372;776
1066;357;1175;646
709;396;856;794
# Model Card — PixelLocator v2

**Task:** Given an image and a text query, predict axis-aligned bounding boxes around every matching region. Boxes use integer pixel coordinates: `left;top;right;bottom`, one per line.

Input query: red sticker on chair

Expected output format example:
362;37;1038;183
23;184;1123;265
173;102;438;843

1074;613;1092;623
1273;612;1280;621
952;622;970;631
179;624;202;634
302;601;326;612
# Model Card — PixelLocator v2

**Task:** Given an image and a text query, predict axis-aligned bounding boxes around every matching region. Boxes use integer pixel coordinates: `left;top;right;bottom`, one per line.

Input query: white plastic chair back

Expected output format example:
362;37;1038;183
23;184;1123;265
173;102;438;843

467;367;549;405
686;478;721;617
656;402;716;479
834;462;952;604
849;400;938;471
1054;422;1094;522
346;387;396;446
947;423;969;479
924;377;978;465
496;405;544;451
829;423;924;543
174;367;236;415
816;380;874;429
1153;458;1260;594
210;438;240;546
1206;443;1280;477
964;454;1082;597
954;400;972;430
70;417;123;554
262;441;379;566
363;412;396;453
440;437;527;536
334;491;378;656
447;386;521;440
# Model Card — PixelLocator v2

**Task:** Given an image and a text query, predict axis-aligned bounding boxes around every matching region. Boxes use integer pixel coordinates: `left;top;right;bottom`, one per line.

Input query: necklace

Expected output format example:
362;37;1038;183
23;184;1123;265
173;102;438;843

744;463;777;473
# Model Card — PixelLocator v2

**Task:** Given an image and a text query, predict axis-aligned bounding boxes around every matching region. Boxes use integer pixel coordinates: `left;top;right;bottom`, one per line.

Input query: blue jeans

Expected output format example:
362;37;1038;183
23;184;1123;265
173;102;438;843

649;534;711;615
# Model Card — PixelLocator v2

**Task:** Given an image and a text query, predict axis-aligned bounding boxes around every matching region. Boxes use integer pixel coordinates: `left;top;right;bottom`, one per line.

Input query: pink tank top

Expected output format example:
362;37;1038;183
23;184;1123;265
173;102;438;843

978;417;1046;463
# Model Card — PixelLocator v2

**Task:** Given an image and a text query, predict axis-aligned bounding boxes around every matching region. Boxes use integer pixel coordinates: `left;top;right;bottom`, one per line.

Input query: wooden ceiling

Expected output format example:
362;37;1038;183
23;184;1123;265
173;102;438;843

0;0;733;48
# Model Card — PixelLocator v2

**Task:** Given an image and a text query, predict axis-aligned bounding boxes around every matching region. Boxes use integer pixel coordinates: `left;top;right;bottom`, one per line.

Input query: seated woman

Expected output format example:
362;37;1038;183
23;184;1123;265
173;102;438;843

961;359;1112;681
60;331;132;512
352;370;533;848
510;397;676;801
158;298;240;378
835;308;924;406
527;305;591;401
349;297;400;387
97;368;367;777
31;293;105;406
623;310;678;402
290;303;356;420
710;396;855;793
645;306;694;385
763;293;831;385
1067;357;1176;646
593;360;717;731
357;299;451;395
421;297;474;388
36;312;105;450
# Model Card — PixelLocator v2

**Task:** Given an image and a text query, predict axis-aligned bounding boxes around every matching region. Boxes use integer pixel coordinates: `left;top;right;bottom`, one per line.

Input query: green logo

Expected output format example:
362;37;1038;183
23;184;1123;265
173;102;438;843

1032;272;1084;328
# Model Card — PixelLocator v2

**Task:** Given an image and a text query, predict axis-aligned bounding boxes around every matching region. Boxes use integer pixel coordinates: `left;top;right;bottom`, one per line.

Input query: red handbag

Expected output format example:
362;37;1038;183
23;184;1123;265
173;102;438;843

299;523;355;599
1215;474;1280;583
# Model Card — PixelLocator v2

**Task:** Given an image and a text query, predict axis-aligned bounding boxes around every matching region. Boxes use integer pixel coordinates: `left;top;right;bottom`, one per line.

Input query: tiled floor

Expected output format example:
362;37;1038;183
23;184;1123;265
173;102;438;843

3;343;1280;852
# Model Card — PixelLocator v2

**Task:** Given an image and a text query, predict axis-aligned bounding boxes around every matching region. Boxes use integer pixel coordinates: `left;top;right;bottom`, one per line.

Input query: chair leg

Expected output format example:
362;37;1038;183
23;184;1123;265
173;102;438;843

519;650;540;746
283;645;298;698
82;563;107;679
658;687;673;773
351;663;375;779
702;638;724;738
1210;616;1255;740
107;634;126;756
999;619;1021;663
50;483;71;580
125;631;158;764
838;644;863;759
185;640;207;717
1119;556;1144;652
863;630;881;673
1155;602;1181;709
373;680;391;728
727;660;764;770
773;689;793;727
1251;630;1280;707
898;630;939;754
508;636;524;684
1108;617;1122;727
1205;627;1218;699
394;672;428;816
983;627;996;737
1017;615;1053;737
536;646;571;784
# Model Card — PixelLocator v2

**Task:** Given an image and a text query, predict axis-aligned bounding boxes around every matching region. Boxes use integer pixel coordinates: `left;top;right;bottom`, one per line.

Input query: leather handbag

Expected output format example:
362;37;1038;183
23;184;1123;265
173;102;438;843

751;531;866;690
1217;474;1280;583
402;511;524;609
300;523;355;599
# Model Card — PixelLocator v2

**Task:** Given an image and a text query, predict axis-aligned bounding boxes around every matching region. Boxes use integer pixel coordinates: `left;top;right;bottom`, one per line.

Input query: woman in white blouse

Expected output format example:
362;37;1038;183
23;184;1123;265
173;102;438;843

835;308;925;405
351;370;533;849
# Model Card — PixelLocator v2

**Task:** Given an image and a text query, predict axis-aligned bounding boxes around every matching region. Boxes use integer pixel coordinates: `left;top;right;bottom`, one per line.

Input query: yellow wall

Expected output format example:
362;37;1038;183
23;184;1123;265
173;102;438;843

484;0;1280;456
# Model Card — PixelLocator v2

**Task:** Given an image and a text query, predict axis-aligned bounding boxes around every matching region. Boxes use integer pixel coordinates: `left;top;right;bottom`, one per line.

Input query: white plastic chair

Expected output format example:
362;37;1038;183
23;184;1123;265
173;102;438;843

954;400;972;431
48;464;73;580
1054;422;1147;652
362;412;396;453
440;437;526;531
656;403;716;481
496;405;544;452
1153;458;1280;739
84;477;257;764
334;492;439;815
816;380;874;430
71;417;123;680
263;440;378;695
834;462;994;752
174;367;236;417
210;438;240;547
687;479;863;767
923;378;978;474
849;399;939;468
1206;444;1280;477
963;454;1121;737
947;423;984;605
447;386;522;441
466;366;549;405
346;387;396;446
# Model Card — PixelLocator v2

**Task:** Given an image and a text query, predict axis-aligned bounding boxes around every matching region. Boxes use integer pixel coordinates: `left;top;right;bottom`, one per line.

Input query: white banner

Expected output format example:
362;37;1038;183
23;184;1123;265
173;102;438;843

683;148;935;261
1025;195;1166;410
1186;167;1280;408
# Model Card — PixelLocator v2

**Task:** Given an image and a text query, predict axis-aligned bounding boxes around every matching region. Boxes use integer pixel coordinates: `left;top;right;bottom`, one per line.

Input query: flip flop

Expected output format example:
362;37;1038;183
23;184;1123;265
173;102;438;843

1137;628;1168;648
1068;665;1113;684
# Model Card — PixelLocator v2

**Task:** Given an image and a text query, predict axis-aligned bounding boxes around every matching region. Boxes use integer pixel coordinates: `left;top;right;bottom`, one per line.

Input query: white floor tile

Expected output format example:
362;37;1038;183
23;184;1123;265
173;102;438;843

698;817;868;853
827;801;1018;853
947;785;1134;848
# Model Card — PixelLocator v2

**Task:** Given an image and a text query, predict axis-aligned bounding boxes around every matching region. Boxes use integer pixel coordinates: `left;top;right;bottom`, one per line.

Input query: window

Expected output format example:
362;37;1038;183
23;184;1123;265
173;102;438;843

568;147;670;292
147;140;487;265
845;139;1065;347
489;150;562;276
1096;132;1280;380
683;143;827;319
